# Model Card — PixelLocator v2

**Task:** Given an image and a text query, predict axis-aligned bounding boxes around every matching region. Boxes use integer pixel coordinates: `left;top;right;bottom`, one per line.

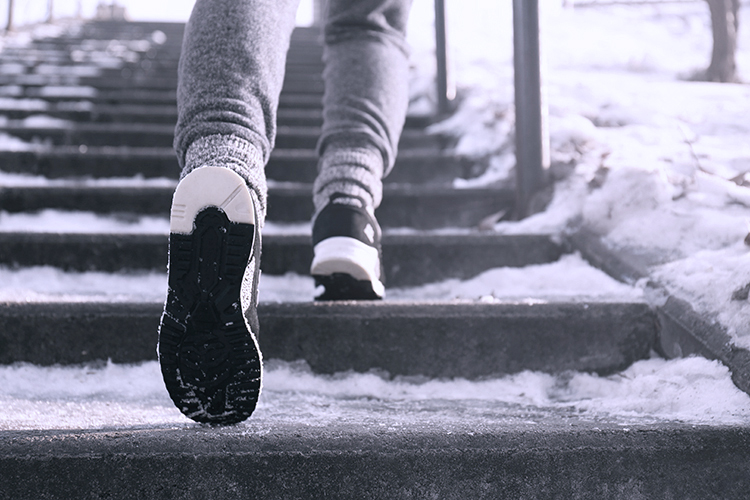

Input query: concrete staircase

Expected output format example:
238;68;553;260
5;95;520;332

0;20;748;499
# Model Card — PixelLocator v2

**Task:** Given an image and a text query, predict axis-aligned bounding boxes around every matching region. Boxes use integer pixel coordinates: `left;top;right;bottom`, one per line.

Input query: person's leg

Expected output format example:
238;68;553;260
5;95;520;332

174;0;301;224
159;0;299;425
311;0;413;300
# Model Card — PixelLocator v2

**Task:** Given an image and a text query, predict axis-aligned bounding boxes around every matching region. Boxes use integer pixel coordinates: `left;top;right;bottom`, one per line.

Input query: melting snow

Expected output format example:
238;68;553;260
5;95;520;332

0;356;747;430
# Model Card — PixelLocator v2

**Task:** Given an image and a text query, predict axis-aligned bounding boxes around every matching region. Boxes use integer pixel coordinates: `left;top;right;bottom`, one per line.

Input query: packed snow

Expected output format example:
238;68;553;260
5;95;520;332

1;0;750;427
1;356;748;430
0;251;641;303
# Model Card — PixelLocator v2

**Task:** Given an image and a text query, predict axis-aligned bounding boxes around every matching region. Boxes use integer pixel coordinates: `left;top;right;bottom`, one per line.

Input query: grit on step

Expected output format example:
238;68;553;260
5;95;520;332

0;232;563;286
1;414;749;500
0;184;514;229
0;148;470;184
0;301;655;376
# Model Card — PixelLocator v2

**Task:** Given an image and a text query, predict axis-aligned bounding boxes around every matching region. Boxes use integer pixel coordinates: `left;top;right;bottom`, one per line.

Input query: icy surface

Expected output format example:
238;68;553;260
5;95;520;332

0;252;640;304
0;356;748;431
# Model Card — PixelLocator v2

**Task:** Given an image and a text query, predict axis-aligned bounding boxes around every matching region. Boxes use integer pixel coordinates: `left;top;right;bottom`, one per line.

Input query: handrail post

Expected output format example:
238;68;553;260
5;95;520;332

434;0;454;115
513;0;550;219
5;0;14;32
46;0;54;24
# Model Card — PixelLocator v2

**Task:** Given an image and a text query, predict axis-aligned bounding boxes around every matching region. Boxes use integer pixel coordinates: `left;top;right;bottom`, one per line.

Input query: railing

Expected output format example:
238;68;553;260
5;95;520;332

512;0;549;219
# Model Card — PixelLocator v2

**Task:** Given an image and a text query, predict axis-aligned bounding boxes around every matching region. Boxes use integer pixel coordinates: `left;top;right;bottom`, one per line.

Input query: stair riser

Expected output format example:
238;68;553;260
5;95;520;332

0;186;513;230
0;127;443;149
0;302;655;376
1;90;324;108
0;76;325;93
0;107;432;128
0;233;562;286
4;445;749;500
0;150;466;184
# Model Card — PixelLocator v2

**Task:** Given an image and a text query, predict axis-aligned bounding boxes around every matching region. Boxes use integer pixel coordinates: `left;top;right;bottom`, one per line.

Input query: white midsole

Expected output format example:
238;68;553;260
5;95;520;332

311;236;384;297
170;166;255;235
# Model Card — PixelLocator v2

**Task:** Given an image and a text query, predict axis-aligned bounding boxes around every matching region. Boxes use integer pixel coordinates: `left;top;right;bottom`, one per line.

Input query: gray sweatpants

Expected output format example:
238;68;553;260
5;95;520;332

173;0;413;224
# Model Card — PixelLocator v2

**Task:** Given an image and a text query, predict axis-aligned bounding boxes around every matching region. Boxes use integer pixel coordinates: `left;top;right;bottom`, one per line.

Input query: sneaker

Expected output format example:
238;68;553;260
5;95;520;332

311;194;385;300
158;166;262;425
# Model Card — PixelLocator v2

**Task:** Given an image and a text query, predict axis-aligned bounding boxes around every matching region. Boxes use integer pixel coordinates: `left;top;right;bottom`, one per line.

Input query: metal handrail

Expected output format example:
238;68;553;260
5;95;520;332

513;0;550;219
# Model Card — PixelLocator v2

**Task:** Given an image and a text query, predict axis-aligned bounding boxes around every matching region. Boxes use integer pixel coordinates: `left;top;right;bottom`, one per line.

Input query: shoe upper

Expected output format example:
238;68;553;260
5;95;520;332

312;194;382;250
311;194;385;300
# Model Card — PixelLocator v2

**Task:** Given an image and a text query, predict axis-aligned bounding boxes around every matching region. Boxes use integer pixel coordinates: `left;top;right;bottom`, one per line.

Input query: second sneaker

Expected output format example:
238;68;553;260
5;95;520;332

311;194;384;300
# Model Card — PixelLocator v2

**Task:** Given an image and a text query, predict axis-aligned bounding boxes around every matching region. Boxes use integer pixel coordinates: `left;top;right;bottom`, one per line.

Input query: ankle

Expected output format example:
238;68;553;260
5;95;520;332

183;134;268;226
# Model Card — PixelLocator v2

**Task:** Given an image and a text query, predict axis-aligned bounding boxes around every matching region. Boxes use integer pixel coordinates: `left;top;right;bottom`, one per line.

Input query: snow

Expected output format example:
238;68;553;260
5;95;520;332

404;2;750;348
0;251;641;304
0;356;747;430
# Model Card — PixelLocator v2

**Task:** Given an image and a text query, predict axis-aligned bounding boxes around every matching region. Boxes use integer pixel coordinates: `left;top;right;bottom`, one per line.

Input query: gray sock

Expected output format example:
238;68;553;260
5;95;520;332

183;134;268;226
313;146;384;218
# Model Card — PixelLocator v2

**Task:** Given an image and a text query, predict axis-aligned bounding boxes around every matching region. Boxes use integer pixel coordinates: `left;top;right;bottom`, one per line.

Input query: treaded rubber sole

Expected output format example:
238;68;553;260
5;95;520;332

313;272;383;301
311;236;384;299
159;167;261;425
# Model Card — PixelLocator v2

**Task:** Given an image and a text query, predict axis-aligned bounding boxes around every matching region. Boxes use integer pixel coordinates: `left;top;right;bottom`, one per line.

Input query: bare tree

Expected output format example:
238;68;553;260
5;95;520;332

704;0;741;82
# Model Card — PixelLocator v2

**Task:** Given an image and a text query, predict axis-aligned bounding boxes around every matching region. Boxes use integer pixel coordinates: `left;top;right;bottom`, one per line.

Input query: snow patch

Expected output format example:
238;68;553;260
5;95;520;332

0;356;747;430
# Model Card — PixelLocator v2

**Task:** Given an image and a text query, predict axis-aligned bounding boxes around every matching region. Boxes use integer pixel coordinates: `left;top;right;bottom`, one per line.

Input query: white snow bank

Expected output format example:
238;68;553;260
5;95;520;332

0;356;747;430
429;4;750;349
652;243;750;349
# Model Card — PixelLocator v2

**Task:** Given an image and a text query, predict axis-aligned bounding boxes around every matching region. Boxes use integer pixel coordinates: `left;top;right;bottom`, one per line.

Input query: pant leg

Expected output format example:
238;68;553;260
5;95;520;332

174;0;301;223
313;0;414;215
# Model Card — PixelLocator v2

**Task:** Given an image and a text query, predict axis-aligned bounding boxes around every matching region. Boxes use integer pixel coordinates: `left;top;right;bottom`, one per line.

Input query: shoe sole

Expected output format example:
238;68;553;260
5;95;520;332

311;236;384;299
158;167;262;425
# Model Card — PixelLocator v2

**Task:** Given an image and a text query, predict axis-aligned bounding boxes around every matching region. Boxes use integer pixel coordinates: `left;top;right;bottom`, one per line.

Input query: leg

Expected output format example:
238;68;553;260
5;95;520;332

174;0;301;223
311;0;414;300
160;0;299;425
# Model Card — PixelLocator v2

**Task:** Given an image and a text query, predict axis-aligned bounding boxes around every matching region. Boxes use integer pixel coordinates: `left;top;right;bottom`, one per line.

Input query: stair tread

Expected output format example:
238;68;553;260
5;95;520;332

0;182;513;229
0;147;465;184
0;230;564;285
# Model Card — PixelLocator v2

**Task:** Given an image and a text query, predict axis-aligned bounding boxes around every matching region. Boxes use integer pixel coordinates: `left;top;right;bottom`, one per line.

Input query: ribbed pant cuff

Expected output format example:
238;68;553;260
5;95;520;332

313;146;384;217
183;134;267;225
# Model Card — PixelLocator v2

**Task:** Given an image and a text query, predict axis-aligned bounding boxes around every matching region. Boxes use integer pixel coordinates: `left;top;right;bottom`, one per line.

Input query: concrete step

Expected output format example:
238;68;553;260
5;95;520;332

2;88;325;107
0;123;446;150
6;402;744;500
0;184;513;230
0;300;654;375
0;46;321;67
0;148;468;184
0;57;315;75
0;232;562;286
0;104;433;128
0;75;326;94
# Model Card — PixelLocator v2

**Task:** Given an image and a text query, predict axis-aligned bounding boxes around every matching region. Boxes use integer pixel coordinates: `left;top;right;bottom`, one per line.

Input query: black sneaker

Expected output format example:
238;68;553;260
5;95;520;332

311;194;384;300
158;166;262;425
